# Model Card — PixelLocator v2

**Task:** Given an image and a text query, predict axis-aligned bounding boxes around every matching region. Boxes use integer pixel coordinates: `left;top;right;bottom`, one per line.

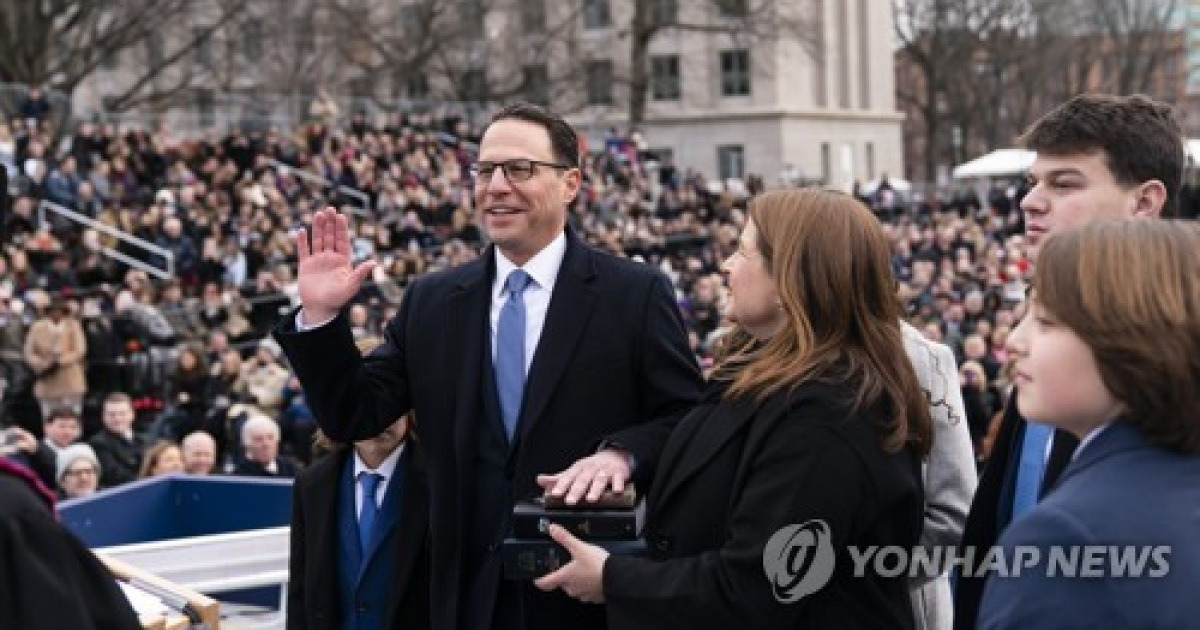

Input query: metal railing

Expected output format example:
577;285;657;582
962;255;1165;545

336;184;371;211
266;158;371;217
37;199;176;280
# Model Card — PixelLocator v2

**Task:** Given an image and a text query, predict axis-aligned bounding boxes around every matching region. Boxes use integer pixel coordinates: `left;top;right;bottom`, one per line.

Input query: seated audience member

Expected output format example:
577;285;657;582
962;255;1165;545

57;443;101;500
181;430;218;475
233;414;298;478
155;344;210;441
137;440;185;478
979;221;1200;628
280;374;318;465
87;392;145;488
242;338;291;416
0;457;141;628
43;406;83;452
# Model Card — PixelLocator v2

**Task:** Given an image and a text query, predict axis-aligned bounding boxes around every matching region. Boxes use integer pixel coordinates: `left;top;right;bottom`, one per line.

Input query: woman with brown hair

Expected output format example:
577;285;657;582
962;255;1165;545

978;220;1200;628
536;189;933;628
137;440;184;478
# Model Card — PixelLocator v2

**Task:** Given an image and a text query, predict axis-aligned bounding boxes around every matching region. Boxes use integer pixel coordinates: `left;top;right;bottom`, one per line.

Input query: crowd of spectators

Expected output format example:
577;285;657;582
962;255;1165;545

1;98;1196;498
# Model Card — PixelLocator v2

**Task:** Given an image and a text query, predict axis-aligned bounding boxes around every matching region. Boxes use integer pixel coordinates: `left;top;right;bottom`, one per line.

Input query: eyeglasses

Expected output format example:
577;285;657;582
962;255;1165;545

470;159;572;183
64;467;97;478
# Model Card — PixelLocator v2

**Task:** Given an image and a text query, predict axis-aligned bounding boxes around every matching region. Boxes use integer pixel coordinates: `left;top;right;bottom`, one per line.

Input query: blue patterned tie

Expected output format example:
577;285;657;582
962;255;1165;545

1012;421;1053;519
496;269;533;441
358;472;382;553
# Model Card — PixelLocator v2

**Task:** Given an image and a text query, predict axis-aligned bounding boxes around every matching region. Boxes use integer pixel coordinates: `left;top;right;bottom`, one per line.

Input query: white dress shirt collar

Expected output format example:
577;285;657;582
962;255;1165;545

353;442;405;512
493;231;567;297
1071;422;1114;462
353;441;405;482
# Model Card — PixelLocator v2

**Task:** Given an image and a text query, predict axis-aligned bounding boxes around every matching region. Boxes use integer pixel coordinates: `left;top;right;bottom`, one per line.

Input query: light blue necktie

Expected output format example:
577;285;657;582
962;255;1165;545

496;269;533;441
358;472;382;553
1012;421;1053;519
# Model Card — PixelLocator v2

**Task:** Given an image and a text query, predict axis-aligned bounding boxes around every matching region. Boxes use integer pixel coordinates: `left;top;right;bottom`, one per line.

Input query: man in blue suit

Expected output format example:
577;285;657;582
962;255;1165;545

288;414;429;629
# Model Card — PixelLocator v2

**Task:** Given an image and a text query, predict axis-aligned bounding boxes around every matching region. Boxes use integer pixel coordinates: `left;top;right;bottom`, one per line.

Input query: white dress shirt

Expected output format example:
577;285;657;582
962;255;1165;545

489;232;567;374
353;442;406;515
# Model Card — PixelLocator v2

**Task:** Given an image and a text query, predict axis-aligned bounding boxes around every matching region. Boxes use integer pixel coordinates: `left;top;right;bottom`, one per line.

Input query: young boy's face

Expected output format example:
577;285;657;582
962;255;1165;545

45;416;81;448
1020;151;1156;260
1008;299;1123;437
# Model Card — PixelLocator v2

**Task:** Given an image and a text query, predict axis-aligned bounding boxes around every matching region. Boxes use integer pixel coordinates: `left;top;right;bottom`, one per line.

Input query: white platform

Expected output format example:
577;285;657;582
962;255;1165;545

98;525;291;627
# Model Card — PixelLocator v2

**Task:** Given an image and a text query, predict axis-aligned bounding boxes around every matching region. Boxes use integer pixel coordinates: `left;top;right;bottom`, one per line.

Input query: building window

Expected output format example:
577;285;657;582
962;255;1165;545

196;89;215;128
716;0;748;18
292;15;315;52
586;60;613;105
717;145;745;180
460;0;485;39
1163;54;1179;102
813;0;827;107
463;68;488;102
401;10;424;42
522;0;545;32
650;55;681;100
837;0;850;108
407;73;429;100
583;0;611;29
193;28;212;67
650;0;678;25
858;0;870;109
865;142;875;180
349;75;373;98
820;142;831;184
523;65;549;104
720;49;751;96
147;32;164;68
242;19;263;62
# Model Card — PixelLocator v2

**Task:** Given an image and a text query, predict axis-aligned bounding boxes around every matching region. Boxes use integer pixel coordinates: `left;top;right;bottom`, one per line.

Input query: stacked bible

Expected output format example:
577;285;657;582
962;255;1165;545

502;485;647;579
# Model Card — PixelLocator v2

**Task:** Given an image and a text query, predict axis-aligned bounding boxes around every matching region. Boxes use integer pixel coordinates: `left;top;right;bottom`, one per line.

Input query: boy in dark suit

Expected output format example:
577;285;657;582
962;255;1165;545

978;220;1200;628
288;412;429;629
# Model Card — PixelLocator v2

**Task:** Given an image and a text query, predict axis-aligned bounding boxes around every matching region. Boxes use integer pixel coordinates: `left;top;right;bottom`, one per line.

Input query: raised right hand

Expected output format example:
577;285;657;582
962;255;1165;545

295;207;377;325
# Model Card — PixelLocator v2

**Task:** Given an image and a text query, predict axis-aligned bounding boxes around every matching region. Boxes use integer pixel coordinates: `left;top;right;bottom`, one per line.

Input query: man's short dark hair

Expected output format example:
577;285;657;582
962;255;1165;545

1020;94;1184;217
487;102;580;169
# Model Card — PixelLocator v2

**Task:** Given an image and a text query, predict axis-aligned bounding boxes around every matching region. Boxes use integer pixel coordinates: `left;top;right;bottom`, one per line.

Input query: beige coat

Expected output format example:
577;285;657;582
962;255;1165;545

24;316;88;399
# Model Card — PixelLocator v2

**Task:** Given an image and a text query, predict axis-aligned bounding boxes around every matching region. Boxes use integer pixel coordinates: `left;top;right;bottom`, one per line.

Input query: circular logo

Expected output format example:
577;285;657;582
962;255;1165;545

762;519;836;603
